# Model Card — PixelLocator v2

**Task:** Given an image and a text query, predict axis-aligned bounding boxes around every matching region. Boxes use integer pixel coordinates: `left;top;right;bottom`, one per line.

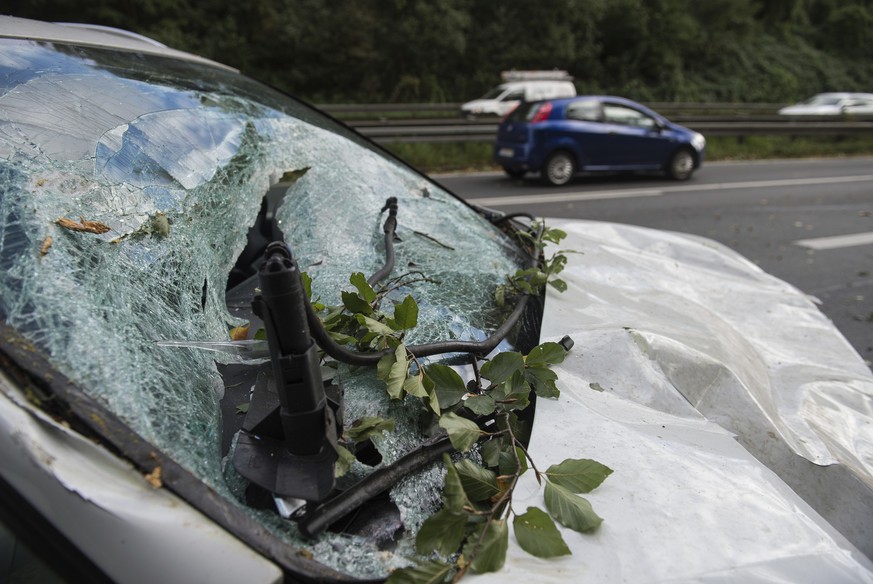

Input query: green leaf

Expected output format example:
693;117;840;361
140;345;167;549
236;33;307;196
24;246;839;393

403;375;429;399
416;508;468;555
378;345;408;399
393;295;419;330
346;416;395;442
235;403;249;415
497;370;531;411
342;290;372;315
543;482;603;533
349;272;377;302
463;394;495;416
426;364;468;409
377;350;395;381
480;352;525;384
426;385;441;415
355;313;397;336
253;328;267;341
548;278;568;292
513;507;571;558
524;367;560;398
498;446;528;476
525;342;567;366
545;459;613;493
327;331;357;346
385;560;453;584
438;412;481;452
442;454;470;512
480;439;502;468
454;458;499;501
334;444;357;478
543;227;567;244
465;520;508;574
301;271;313;299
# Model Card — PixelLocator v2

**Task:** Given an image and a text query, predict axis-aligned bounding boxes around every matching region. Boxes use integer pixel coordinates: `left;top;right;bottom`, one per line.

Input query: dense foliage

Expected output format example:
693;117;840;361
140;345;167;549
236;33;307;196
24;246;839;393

9;0;873;104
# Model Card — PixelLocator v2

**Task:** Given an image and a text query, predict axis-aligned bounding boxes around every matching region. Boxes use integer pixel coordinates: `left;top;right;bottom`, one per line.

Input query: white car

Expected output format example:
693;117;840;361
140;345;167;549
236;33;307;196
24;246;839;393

1;17;872;584
460;72;576;118
778;92;873;115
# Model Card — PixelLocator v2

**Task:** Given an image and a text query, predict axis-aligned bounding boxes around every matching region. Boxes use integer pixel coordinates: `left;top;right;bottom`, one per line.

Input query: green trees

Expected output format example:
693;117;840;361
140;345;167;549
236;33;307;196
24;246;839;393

6;0;873;103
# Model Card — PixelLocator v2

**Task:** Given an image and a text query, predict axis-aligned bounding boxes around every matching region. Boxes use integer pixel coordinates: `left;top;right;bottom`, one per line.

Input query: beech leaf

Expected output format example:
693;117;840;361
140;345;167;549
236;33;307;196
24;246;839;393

465;520;508;574
385;560;453;584
513;507;571;558
545;459;613;493
349;272;377;302
438;412;480;452
442;454;470;512
416;509;467;556
426;364;467;408
346;416;395;442
480;352;525;384
393;295;418;329
525;342;567;366
543;482;603;533
454;458;499;501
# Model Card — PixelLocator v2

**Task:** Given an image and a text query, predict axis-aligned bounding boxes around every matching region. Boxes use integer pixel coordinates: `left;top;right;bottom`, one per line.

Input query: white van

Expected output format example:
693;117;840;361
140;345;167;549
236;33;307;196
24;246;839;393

460;70;576;118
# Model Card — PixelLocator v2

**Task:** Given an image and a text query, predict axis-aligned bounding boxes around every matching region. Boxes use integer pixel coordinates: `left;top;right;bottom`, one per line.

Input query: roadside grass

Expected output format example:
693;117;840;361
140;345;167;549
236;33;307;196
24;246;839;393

383;135;873;174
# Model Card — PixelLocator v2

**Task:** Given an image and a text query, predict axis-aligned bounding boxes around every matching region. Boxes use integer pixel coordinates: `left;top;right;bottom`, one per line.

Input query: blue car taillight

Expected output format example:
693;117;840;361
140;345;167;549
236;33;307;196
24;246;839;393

529;102;553;123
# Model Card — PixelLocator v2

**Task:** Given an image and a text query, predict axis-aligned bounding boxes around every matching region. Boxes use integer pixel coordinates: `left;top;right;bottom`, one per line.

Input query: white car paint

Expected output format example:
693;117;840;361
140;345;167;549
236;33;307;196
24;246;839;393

779;92;873;115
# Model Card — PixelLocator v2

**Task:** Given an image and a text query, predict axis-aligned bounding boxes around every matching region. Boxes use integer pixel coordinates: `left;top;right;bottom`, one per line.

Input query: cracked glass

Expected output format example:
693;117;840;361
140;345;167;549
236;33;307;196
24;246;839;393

0;39;527;577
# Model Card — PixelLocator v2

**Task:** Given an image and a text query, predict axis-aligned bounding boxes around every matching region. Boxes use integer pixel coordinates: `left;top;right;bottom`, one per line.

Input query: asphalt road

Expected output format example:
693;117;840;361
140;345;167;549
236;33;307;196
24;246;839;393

432;157;873;368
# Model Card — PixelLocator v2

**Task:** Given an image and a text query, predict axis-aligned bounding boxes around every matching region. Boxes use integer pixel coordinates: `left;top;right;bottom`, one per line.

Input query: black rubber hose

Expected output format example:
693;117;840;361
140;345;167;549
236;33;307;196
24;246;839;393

305;209;540;365
298;437;455;538
492;211;536;224
367;197;398;286
305;292;529;366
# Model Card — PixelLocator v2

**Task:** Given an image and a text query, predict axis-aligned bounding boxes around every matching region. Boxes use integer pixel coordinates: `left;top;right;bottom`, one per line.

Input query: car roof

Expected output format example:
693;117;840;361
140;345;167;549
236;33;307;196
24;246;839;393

548;95;641;105
0;15;236;72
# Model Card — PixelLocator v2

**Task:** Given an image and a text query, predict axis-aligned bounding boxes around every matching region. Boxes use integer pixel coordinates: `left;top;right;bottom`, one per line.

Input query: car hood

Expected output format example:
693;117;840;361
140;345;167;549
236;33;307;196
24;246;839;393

473;219;873;582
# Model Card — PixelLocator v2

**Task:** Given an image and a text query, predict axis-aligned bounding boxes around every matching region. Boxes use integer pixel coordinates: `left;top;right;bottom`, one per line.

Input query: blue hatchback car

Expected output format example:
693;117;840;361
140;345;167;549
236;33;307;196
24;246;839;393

494;96;706;185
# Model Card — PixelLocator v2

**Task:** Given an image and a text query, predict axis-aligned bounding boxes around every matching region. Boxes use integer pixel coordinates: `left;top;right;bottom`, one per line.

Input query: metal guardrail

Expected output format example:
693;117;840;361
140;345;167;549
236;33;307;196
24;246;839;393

318;103;873;143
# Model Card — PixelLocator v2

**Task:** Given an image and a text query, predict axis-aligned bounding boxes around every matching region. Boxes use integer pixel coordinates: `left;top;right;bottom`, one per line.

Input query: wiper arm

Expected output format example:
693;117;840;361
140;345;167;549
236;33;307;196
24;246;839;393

298;436;455;538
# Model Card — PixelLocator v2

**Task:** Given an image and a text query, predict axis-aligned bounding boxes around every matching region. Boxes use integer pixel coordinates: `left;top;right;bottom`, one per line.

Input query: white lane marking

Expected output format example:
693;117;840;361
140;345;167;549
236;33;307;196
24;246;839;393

469;188;665;206
465;174;873;207
795;232;873;250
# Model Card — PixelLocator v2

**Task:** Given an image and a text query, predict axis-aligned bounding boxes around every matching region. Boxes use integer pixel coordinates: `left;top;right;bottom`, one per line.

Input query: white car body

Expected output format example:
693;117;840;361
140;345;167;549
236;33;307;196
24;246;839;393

460;78;576;117
778;92;873;115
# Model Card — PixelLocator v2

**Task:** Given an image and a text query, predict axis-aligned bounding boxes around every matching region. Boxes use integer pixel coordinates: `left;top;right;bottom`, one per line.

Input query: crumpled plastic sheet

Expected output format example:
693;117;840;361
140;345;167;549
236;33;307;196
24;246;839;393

510;219;873;578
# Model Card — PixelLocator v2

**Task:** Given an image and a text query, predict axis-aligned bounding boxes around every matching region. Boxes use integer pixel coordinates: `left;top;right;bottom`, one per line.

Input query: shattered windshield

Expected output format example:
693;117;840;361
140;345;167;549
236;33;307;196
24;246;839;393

0;39;528;578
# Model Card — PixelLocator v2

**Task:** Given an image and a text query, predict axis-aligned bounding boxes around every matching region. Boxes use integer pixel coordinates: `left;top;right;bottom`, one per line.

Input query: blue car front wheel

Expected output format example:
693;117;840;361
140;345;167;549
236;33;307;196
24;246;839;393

667;148;695;180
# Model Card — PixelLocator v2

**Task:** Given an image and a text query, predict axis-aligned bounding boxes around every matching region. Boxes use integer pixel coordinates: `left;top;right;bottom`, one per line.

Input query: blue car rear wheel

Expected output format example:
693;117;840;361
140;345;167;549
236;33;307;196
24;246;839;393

542;151;575;186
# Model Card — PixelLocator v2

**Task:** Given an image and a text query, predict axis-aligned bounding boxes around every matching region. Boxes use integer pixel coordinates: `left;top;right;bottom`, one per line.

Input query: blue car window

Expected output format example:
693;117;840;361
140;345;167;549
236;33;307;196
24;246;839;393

566;101;601;121
603;104;657;129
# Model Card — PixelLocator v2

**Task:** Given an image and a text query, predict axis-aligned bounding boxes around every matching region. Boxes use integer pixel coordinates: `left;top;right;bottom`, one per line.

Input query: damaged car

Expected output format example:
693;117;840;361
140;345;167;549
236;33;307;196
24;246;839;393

1;16;873;584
